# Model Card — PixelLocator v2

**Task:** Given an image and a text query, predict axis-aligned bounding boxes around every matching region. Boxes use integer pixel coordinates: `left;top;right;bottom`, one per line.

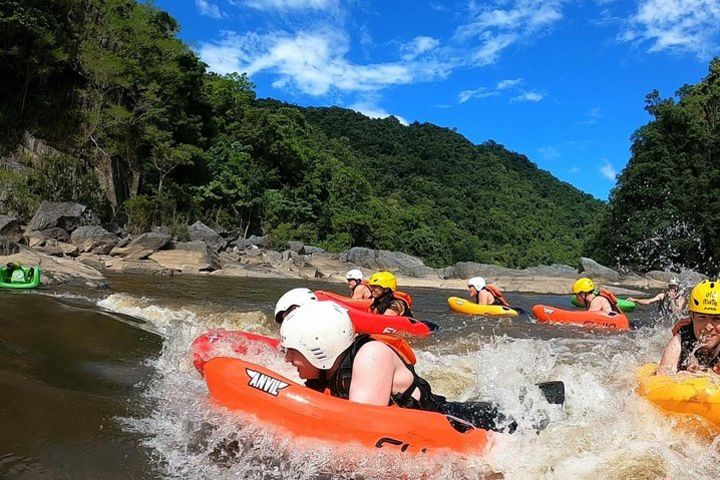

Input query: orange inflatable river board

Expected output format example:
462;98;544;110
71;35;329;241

532;305;629;330
203;356;490;454
314;290;373;310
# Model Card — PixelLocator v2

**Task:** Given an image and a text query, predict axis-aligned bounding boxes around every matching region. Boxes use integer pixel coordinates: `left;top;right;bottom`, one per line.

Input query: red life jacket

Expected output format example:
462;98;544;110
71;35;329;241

483;285;510;307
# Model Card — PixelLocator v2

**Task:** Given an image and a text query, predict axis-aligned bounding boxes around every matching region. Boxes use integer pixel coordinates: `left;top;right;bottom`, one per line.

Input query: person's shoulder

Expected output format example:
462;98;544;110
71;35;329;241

354;340;395;363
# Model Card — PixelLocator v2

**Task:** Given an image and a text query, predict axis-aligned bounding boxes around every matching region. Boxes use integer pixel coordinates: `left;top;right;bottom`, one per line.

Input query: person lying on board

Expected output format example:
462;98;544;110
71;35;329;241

281;301;565;433
345;269;372;300
572;277;620;313
627;277;686;316
367;272;414;317
658;279;720;375
467;277;511;307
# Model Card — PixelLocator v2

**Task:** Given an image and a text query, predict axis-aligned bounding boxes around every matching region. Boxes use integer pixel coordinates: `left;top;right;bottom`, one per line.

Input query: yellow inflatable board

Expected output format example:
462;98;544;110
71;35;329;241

447;297;518;318
637;363;720;430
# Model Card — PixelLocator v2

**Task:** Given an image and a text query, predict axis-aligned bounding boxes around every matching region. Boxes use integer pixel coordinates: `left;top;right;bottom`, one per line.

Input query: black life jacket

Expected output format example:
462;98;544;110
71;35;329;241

306;334;444;412
370;290;414;318
672;319;720;373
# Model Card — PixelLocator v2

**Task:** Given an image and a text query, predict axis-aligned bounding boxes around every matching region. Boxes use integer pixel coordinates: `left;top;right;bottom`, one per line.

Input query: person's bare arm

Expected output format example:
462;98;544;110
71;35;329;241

657;335;681;375
627;293;664;305
348;342;396;405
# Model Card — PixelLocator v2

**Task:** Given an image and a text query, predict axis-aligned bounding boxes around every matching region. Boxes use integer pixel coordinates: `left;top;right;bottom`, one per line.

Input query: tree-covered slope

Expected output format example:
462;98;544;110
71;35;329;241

300;106;601;267
0;0;601;268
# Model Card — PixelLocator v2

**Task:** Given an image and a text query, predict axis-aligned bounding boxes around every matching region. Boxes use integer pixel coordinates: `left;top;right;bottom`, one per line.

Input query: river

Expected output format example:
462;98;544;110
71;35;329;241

1;274;718;479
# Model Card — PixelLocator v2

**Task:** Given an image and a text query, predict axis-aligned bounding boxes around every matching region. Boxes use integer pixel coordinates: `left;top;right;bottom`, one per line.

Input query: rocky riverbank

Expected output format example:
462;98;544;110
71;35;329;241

0;201;705;294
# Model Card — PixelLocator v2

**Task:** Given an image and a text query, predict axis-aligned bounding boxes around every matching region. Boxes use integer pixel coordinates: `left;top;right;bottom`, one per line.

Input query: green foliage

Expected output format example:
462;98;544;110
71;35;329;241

587;58;720;274
0;0;602;269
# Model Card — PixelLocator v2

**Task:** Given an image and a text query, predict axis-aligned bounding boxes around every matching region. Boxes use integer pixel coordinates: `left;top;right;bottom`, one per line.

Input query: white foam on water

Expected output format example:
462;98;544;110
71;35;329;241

104;291;720;479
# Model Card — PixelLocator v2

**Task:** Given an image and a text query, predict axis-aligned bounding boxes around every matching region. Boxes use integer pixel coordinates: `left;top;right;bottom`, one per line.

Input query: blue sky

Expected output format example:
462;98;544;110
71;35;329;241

154;0;720;200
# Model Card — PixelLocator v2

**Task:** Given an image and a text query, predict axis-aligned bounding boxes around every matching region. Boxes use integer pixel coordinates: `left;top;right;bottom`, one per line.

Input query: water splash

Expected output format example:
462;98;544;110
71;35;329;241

101;291;720;479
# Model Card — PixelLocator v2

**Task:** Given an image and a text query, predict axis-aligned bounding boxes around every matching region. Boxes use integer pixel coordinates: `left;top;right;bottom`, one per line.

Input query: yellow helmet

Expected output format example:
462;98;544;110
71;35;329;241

689;279;720;314
368;271;397;291
572;277;595;294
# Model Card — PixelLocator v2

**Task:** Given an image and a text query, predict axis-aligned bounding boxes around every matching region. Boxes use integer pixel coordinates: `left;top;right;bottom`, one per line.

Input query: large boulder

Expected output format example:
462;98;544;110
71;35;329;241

0;215;22;243
0;237;20;255
522;264;577;278
149;240;219;272
188;221;226;252
302;245;326;255
345;247;434;278
577;257;620;282
441;261;514;280
26;201;88;233
287;241;304;253
110;231;171;259
71;225;119;254
230;234;270;250
39;227;70;243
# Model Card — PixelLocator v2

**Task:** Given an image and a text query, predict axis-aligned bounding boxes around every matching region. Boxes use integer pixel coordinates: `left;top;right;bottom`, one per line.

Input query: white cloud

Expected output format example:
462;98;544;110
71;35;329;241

620;0;720;57
497;78;523;90
196;0;227;19
538;146;560;161
579;106;602;125
401;36;440;61
457;1;565;65
198;29;452;97
569;166;580;173
473;33;518;65
349;101;408;125
600;159;617;180
234;0;336;11
430;2;450;12
458;87;498;103
511;91;544;102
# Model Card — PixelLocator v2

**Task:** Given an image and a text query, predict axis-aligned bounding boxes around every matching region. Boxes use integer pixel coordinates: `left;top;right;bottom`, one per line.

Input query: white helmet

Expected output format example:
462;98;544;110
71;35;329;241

668;277;680;286
280;301;355;369
468;276;486;290
274;287;317;323
345;269;364;281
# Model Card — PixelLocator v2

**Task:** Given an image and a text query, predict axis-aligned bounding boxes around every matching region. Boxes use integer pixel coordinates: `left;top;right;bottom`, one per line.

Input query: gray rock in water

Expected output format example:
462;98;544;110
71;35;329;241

188;221;226;252
577;257;620;282
71;225;119;254
0;237;20;255
26;201;87;233
0;215;22;243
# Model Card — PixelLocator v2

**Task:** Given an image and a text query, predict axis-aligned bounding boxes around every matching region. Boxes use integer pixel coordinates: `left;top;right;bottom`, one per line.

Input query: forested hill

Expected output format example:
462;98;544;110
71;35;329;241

296;105;602;267
0;0;601;268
